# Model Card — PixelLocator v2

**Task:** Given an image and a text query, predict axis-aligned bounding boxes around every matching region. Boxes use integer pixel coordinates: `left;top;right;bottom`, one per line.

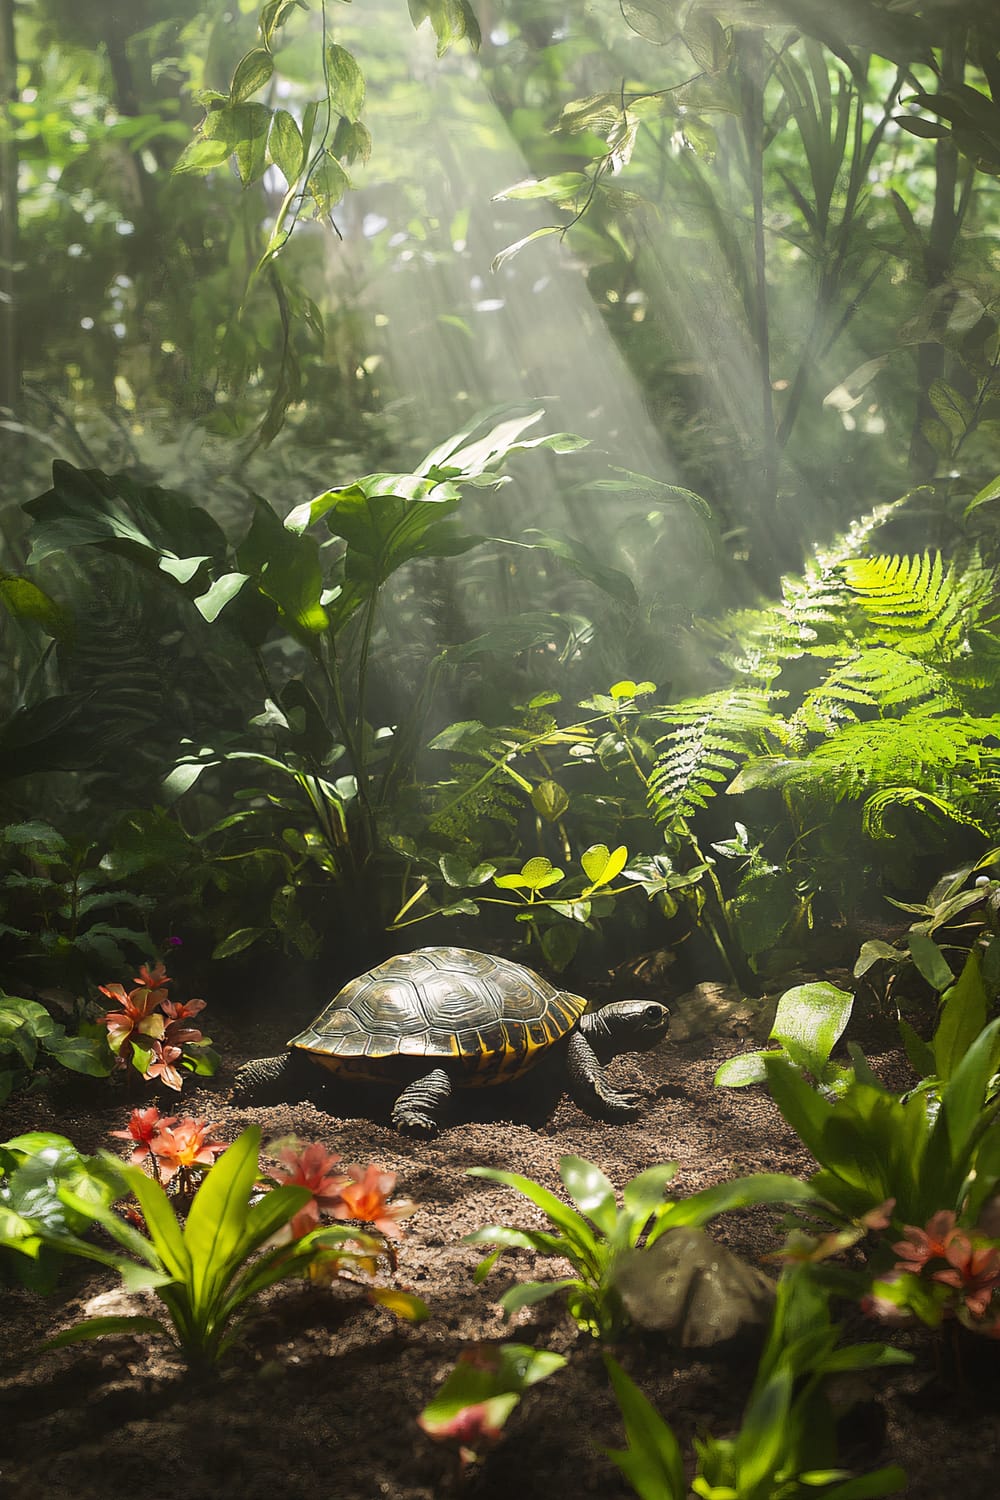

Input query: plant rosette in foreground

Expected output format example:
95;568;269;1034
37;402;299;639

46;1125;426;1365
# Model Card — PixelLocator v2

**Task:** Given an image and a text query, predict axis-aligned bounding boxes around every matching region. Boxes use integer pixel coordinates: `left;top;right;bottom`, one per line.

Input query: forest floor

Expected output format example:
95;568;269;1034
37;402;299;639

2;952;999;1500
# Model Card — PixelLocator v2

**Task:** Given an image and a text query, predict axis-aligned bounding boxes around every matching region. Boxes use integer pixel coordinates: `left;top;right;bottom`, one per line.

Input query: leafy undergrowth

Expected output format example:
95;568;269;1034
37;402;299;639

2;986;999;1500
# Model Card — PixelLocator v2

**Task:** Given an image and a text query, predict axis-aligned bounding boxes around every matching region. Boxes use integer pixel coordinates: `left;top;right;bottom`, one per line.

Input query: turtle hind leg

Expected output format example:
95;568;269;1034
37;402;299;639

566;1030;639;1119
232;1049;316;1105
392;1068;452;1135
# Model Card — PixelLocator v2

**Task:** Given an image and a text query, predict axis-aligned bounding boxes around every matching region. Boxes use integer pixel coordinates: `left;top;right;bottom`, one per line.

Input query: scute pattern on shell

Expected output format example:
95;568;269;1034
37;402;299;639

289;946;588;1084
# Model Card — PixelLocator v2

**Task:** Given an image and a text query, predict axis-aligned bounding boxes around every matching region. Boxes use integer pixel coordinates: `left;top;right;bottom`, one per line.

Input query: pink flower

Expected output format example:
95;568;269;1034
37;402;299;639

149;1117;226;1184
933;1235;1000;1318
418;1401;506;1466
143;1040;185;1091
99;983;165;1056
134;963;171;991
160;995;207;1051
861;1199;896;1232
110;1106;177;1163
161;996;206;1021
265;1139;348;1241
891;1210;960;1272
330;1163;415;1240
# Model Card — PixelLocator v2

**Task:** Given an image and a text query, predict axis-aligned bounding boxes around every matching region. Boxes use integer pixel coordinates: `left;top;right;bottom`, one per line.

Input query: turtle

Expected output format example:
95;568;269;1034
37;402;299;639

231;945;670;1134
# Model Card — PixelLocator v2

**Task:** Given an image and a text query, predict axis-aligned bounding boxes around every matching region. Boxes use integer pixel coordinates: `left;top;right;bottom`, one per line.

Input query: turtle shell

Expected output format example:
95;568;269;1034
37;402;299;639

289;946;587;1086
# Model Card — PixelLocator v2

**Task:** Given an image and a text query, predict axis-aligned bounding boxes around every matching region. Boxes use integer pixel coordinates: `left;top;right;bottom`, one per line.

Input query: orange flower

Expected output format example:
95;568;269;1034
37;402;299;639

149;1117;226;1184
160;996;206;1052
330;1163;415;1240
266;1139;348;1242
891;1210;960;1272
143;1040;184;1091
161;996;206;1022
134;963;171;991
933;1235;1000;1318
99;983;165;1056
110;1106;177;1164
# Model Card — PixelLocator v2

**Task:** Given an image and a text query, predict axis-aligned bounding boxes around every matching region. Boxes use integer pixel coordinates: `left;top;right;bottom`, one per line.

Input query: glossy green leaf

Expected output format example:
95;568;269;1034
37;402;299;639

498;1277;581;1318
907;932;954;992
769;983;854;1076
604;1354;686;1500
0;574;71;641
369;1287;430;1322
531;779;569;823
183;1127;258;1307
326;44;365;121
45;1314;168;1348
559;1156;617;1235
713;1050;771;1088
581;843;628;890
123;1165;191;1283
230;48;274;104
42;1035;114;1077
932;951;988;1081
467;1165;599;1267
268;108;304;182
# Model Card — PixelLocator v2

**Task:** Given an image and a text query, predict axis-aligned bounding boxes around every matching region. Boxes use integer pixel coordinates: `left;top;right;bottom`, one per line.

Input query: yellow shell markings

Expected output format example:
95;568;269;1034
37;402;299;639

289;946;587;1088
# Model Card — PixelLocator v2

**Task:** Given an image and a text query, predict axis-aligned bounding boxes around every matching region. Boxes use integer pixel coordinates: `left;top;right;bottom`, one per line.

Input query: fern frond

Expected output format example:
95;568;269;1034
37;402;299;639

795;647;958;733
702;504;907;683
737;713;1000;803
647;688;775;823
842;552;992;656
862;786;987;840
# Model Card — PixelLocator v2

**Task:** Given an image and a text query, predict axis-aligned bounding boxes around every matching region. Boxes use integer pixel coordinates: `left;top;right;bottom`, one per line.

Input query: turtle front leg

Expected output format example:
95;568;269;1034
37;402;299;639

566;1031;639;1119
392;1068;453;1134
232;1049;315;1105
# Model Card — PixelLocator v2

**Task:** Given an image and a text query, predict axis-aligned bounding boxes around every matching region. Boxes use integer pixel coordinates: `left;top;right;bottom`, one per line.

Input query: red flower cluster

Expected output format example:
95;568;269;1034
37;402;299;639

111;1107;226;1186
891;1209;1000;1323
262;1138;415;1245
98;963;208;1091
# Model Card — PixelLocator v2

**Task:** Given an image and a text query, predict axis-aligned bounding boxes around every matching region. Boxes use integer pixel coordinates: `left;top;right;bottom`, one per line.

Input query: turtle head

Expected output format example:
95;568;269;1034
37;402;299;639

580;1000;670;1052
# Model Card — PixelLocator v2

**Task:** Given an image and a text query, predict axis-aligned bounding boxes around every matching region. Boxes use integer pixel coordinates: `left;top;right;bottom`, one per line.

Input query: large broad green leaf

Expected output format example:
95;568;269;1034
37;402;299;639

421;409;586;481
621;1164;678;1231
769;983;854;1076
268;108;303;183
498;1278;581;1319
714;1051;771;1087
326;44;365;120
23;463;227;579
406;0;481;55
230;48;273;104
237;497;329;637
43;1034;114;1077
464;1223;571;1260
907;932;954;992
290;474;482;594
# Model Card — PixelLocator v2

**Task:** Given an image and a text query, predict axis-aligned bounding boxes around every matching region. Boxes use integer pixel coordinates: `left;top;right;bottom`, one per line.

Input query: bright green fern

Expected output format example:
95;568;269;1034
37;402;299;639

646;688;776;825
